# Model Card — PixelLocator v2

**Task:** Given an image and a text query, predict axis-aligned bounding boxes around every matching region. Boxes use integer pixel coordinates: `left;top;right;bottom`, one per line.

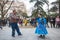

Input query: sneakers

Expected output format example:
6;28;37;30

39;35;42;37
42;35;45;38
18;34;22;36
39;35;45;38
43;35;45;38
12;35;15;37
12;34;22;37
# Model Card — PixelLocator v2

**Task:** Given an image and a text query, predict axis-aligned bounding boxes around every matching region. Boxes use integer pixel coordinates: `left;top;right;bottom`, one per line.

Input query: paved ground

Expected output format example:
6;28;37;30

0;26;60;40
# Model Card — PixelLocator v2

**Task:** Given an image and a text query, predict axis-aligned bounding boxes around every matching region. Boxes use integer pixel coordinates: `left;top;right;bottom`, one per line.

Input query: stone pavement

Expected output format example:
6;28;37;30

0;26;60;40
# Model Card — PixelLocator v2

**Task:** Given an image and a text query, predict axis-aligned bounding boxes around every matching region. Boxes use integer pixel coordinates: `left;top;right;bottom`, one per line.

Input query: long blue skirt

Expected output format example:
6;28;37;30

35;24;48;35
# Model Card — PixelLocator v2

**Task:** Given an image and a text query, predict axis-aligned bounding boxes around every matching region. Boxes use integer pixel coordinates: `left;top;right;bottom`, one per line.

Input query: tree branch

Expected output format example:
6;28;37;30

4;0;14;15
3;0;8;7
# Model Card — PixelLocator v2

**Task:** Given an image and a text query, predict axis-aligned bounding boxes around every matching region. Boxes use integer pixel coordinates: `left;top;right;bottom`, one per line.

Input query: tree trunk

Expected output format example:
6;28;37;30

1;14;4;19
59;0;60;15
48;5;50;15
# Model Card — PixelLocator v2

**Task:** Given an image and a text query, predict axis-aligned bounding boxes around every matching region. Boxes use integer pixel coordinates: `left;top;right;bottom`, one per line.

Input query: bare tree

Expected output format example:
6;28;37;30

0;0;14;19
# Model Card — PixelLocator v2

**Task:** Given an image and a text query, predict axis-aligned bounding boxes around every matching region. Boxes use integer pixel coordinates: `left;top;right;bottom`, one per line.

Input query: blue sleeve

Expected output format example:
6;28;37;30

36;17;39;21
43;18;47;24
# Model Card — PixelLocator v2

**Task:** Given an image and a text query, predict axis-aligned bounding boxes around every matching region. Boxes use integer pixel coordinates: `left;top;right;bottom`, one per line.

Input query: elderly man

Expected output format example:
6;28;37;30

9;10;22;37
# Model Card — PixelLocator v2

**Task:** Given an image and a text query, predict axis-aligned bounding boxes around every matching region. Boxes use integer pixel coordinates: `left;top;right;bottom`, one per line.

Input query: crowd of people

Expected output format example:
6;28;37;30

0;15;60;29
46;16;60;28
0;18;7;29
0;9;60;38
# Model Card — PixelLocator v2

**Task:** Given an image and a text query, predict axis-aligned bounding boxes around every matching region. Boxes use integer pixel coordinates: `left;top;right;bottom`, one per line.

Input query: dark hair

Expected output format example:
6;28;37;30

13;10;16;12
40;14;42;15
38;13;42;15
39;14;43;17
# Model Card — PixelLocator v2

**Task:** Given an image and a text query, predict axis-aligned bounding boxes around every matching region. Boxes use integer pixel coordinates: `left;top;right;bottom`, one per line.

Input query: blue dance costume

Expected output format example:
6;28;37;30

35;17;48;35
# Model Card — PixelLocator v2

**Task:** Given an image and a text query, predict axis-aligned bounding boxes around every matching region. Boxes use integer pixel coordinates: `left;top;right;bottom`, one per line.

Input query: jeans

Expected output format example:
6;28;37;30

10;22;21;36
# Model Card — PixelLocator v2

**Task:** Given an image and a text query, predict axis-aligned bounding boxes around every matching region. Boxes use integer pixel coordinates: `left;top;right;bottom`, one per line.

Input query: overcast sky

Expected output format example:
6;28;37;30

15;0;57;16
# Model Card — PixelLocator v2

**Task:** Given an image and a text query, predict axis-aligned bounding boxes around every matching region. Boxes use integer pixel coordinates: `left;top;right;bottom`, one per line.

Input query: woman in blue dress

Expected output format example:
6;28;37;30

35;14;48;38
